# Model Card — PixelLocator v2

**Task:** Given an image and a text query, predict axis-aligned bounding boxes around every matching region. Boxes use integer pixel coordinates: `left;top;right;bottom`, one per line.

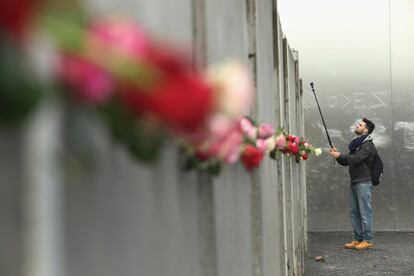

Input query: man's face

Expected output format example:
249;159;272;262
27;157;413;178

354;121;368;135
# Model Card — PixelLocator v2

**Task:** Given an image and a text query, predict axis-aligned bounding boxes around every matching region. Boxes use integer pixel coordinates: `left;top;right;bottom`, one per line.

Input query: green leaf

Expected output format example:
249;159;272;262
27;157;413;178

243;136;256;145
244;116;257;126
207;160;221;176
41;15;86;53
183;155;199;171
99;99;166;162
275;127;286;136
124;123;165;162
98;98;136;141
269;149;279;160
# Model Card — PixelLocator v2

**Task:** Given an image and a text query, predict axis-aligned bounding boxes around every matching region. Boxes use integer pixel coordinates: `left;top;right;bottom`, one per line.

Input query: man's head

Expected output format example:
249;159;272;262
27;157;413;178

354;118;375;135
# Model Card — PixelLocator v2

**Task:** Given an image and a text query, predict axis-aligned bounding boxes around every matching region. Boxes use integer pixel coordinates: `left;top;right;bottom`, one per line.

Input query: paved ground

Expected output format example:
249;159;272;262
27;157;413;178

305;232;414;276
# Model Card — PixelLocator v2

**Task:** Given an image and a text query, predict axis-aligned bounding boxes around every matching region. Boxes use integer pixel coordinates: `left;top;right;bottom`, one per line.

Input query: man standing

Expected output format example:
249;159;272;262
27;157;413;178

329;118;376;250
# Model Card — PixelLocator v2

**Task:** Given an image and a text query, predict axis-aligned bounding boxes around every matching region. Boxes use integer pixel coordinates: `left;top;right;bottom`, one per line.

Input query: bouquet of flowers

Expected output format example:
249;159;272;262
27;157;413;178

269;130;323;163
0;0;43;124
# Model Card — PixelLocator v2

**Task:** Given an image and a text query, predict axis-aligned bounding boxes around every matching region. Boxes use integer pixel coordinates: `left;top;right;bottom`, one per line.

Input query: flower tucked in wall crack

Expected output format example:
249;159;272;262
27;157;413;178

314;147;322;156
255;138;275;153
87;18;151;59
269;130;322;163
274;134;286;150
240;117;257;141
0;0;38;41
301;151;309;161
287;141;299;155
241;144;265;171
59;54;115;103
121;73;213;134
182;60;255;173
186;113;322;174
258;123;274;139
188;116;244;166
207;60;253;118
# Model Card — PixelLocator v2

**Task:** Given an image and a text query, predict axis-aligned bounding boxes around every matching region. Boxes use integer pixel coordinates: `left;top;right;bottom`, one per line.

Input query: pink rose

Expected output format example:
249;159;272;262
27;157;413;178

191;121;244;164
206;126;244;164
221;129;244;163
240;118;257;140
208;114;237;137
87;18;151;58
59;54;115;103
258;123;275;139
275;134;286;150
294;136;300;145
256;139;267;151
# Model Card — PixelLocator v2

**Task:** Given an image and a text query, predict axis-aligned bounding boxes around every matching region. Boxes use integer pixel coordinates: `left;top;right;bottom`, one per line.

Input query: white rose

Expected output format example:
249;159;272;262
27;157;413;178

314;148;323;156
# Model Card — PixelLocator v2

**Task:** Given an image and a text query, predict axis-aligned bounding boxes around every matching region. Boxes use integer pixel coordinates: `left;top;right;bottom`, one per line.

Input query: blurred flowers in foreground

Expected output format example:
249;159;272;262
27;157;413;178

0;0;43;124
0;0;38;41
44;16;215;160
0;1;321;174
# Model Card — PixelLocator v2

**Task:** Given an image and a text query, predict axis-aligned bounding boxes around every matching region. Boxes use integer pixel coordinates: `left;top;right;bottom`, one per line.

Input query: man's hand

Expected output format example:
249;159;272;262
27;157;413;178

329;146;341;159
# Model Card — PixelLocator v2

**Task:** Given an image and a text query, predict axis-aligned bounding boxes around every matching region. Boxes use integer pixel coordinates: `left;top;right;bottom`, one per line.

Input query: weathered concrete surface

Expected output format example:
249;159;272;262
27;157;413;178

0;130;22;276
305;232;414;276
0;1;307;276
279;0;414;232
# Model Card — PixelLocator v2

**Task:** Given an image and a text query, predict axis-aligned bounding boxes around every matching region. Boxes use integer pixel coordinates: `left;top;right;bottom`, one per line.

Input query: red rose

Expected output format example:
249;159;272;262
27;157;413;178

301;152;308;160
144;44;191;75
120;73;213;134
195;151;210;161
287;141;299;155
0;0;36;40
287;135;300;144
241;144;265;171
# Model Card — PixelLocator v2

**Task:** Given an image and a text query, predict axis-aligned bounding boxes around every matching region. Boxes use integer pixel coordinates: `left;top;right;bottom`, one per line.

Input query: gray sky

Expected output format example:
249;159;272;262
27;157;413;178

278;0;414;88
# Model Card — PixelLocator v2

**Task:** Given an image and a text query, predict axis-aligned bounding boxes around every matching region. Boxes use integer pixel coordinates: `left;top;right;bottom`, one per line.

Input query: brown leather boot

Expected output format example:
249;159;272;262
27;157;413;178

355;241;374;250
344;240;360;249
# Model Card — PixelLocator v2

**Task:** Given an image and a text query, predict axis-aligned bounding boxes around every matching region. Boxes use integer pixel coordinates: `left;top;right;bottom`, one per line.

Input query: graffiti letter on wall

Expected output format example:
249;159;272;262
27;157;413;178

353;93;365;109
370;92;387;109
329;96;338;108
340;94;351;109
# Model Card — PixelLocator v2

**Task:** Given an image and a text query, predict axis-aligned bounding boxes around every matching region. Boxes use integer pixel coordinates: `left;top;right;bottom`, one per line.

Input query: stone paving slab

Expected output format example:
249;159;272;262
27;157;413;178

305;232;414;276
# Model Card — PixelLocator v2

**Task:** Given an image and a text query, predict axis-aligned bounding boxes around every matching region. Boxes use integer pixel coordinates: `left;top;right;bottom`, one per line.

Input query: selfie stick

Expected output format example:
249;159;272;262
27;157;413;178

310;82;334;149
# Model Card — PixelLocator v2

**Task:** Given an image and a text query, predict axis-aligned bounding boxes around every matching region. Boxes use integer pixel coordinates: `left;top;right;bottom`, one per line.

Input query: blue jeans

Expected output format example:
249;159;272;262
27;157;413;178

349;181;373;242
